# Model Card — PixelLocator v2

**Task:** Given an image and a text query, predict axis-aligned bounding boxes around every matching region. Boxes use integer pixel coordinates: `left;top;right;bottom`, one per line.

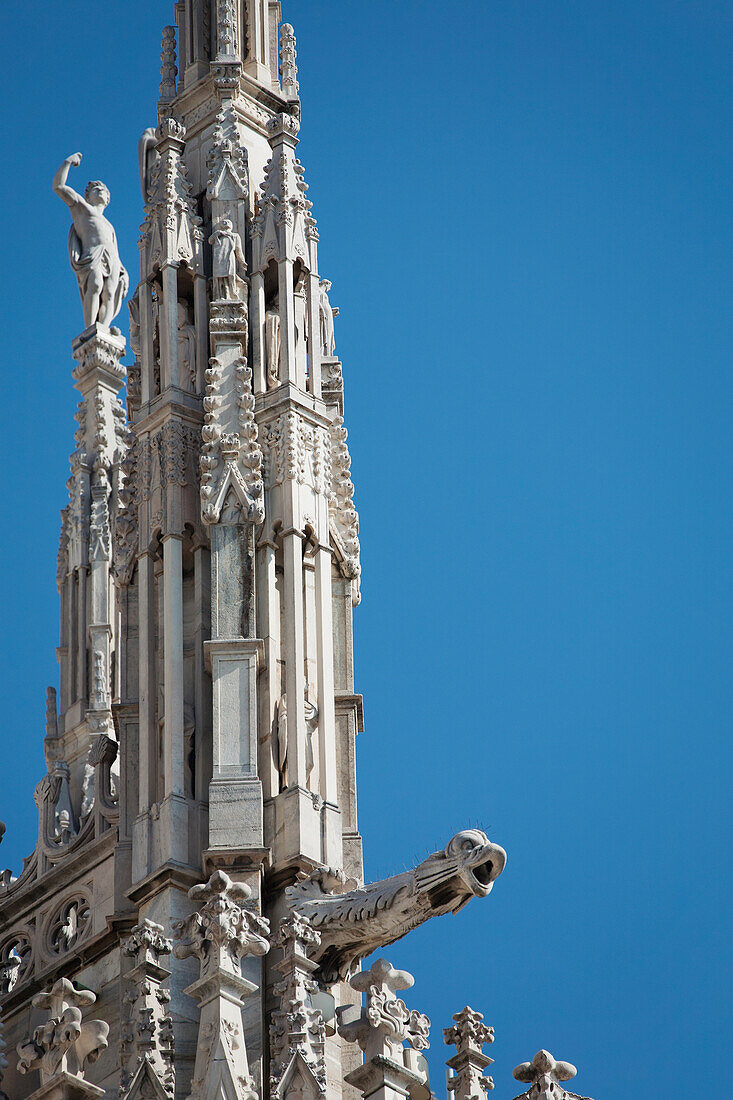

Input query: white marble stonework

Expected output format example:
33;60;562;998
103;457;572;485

0;6;594;1100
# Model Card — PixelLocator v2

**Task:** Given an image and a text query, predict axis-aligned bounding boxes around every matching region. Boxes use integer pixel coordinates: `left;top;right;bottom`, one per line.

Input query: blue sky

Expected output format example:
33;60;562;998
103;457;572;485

0;1;731;1096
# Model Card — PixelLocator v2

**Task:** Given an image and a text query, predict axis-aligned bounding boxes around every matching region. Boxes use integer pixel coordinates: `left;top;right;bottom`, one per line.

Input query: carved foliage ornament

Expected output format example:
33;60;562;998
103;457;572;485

17;978;109;1084
512;1051;592;1100
172;870;269;973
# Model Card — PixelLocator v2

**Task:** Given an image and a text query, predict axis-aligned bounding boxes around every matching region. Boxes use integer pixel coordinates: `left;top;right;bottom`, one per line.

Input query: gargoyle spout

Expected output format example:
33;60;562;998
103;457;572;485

286;829;506;985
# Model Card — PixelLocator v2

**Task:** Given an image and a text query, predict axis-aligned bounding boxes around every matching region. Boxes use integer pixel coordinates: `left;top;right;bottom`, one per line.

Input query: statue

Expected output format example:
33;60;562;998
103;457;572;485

265;295;282;387
209;218;246;300
177;299;197;390
319;278;337;357
53;152;129;329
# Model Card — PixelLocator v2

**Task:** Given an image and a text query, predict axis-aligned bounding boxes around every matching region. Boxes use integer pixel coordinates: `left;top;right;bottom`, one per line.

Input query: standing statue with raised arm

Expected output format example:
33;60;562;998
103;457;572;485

53;152;129;329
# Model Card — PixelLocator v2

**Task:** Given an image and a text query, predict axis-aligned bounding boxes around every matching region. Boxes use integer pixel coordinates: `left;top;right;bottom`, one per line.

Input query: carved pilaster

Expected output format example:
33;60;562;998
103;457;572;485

119;920;175;1099
269;914;326;1099
444;1007;494;1100
173;871;270;1100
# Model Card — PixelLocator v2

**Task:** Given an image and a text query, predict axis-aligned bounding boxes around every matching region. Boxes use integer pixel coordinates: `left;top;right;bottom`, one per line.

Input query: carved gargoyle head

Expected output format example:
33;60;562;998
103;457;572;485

416;830;507;912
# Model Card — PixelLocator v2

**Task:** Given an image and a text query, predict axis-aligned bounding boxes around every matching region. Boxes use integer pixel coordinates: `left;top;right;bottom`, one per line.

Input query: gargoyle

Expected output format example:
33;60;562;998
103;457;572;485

286;829;506;984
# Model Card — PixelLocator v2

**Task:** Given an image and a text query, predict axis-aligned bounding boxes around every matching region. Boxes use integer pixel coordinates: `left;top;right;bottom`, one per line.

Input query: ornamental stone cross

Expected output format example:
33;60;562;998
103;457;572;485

512;1050;592;1100
16;977;109;1091
444;1006;495;1099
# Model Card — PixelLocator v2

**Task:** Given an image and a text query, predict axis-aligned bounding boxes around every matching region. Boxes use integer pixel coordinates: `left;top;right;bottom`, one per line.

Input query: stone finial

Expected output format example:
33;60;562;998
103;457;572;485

339;958;430;1063
176;872;269;1100
159;26;177;102
444;1007;495;1098
119;920;175;1099
269;914;326;1095
512;1050;591;1100
280;23;299;101
16;978;109;1085
173;870;269;973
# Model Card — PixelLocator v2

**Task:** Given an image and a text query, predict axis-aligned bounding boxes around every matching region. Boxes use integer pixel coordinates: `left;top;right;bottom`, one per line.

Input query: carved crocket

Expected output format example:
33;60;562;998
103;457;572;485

286;830;506;984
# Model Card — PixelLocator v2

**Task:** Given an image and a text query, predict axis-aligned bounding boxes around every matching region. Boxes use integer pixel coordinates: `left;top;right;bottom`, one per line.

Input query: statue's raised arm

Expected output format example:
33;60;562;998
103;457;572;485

53;151;129;330
52;152;85;208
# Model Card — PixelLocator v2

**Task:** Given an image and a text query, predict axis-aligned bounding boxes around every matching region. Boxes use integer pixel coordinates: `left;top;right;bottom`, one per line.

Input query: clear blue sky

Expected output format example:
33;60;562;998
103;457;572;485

0;2;731;1096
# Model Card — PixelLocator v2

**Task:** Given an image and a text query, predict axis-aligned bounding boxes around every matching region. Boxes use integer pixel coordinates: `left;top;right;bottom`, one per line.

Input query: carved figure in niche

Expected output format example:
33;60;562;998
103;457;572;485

184;703;196;799
277;694;288;789
209;218;246;300
137;126;159;201
128;285;141;359
53;153;129;329
319;279;338;357
265;295;282;388
177;299;197;391
151;282;162;394
304;682;318;785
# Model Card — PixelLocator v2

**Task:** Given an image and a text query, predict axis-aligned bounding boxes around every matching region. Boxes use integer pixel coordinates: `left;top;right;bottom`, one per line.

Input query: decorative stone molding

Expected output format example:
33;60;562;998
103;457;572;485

512;1051;592;1100
72;326;126;392
251;113;317;274
287;830;506;983
279;24;299;101
16;978;109;1092
173;871;270;1100
119;920;175;1100
269;914;326;1098
444;1007;494;1099
159;26;177;104
206;102;248;206
339;959;430;1063
328;416;360;594
140;119;203;274
172;869;269;973
200;358;265;525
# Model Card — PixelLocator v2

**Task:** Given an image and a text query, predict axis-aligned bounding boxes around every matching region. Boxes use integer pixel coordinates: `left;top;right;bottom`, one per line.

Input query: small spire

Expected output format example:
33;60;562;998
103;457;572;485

280;23;299;101
444;1006;495;1098
159;26;177;103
